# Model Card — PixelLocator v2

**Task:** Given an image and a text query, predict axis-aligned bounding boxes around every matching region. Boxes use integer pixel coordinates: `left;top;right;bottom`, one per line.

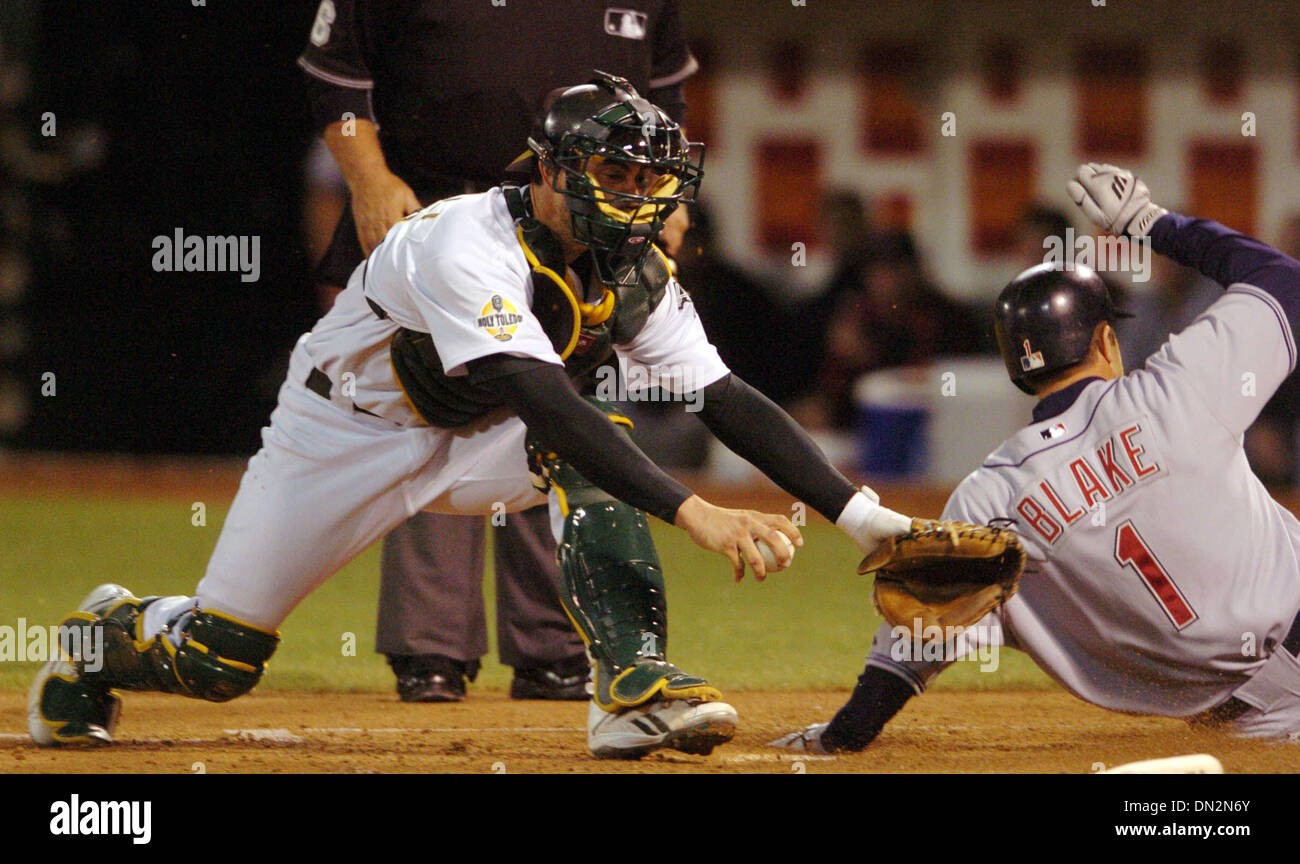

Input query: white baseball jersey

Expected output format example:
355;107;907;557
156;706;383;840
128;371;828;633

303;188;728;428
194;187;728;629
868;284;1300;718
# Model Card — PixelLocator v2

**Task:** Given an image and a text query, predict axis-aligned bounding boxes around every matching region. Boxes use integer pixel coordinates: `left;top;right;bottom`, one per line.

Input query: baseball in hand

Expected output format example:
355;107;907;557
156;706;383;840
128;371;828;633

756;533;796;572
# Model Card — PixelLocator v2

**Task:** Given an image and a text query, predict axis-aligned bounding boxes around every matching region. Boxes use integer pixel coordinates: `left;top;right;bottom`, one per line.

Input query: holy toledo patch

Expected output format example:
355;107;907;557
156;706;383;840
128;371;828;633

477;294;524;341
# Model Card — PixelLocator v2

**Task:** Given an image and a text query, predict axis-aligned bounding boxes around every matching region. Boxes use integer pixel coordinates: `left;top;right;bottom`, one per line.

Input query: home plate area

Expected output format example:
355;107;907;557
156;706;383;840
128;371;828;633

4;690;1300;774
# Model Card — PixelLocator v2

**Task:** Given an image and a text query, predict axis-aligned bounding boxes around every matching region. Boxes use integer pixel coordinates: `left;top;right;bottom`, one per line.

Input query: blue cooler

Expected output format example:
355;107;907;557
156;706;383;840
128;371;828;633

853;369;931;478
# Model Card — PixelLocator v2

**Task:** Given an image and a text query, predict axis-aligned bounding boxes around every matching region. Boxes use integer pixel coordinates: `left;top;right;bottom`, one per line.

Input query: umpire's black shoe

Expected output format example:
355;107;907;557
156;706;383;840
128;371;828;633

510;656;591;701
389;654;478;703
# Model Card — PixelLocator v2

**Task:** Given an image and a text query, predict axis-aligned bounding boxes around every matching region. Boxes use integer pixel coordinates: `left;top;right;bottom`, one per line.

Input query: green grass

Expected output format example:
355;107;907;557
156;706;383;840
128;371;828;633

0;494;1052;693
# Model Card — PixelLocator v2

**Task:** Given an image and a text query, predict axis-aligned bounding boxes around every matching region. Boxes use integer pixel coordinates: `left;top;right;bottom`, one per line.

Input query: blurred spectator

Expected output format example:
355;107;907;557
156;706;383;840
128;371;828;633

677;202;789;400
819;188;877;306
807;230;982;429
778;189;880;404
684;189;879;412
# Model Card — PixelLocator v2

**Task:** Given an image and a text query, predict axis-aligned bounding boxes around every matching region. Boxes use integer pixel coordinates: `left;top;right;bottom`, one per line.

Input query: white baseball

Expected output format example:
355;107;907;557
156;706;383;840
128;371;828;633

756;533;796;572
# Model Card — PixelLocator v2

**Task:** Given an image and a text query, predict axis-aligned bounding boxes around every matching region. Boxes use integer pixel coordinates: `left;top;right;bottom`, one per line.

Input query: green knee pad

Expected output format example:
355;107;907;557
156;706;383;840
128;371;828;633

85;597;280;703
529;398;722;711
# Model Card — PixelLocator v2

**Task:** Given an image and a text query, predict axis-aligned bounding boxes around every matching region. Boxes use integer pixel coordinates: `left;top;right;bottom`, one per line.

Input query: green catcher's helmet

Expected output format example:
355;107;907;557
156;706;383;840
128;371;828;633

520;71;704;287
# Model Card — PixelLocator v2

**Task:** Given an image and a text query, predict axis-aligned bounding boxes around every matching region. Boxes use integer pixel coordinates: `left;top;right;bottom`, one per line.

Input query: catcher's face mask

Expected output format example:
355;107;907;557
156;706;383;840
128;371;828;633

534;79;704;288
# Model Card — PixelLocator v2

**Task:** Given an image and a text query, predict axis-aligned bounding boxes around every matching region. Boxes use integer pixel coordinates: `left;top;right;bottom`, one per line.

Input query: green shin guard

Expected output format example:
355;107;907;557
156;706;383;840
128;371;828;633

529;401;722;712
87;597;280;703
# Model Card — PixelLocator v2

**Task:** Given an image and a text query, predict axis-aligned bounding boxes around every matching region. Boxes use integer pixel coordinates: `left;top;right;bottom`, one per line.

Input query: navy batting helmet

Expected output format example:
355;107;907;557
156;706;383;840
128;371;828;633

994;263;1131;394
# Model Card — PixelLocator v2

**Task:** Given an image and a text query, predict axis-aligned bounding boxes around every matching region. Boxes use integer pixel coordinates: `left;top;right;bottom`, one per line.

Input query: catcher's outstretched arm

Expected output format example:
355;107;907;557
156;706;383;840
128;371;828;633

694;373;913;553
694;373;856;520
476;356;800;579
471;355;692;524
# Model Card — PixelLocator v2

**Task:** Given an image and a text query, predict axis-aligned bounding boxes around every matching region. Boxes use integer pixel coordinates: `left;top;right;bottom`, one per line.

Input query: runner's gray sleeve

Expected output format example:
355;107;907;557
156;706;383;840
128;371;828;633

1150;212;1300;327
1146;213;1298;432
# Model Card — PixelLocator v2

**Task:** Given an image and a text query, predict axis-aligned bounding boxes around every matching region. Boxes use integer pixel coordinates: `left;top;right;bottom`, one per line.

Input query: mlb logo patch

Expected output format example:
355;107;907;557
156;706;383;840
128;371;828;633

1040;422;1067;440
605;8;647;40
1020;338;1045;372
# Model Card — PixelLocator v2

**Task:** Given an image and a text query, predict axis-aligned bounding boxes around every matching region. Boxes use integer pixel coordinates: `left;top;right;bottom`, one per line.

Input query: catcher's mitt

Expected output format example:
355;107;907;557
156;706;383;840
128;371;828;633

859;520;1024;636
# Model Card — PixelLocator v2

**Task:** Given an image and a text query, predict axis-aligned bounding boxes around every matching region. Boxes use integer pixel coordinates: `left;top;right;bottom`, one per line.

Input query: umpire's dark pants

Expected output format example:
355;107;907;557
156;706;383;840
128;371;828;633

376;508;583;667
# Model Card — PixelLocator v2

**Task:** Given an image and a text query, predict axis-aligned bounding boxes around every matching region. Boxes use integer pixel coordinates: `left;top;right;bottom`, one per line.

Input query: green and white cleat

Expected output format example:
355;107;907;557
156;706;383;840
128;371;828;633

587;697;738;760
28;584;135;747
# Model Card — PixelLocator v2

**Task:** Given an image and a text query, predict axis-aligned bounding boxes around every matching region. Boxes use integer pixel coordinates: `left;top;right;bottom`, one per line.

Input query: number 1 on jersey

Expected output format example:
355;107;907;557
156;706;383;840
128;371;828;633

1113;520;1198;630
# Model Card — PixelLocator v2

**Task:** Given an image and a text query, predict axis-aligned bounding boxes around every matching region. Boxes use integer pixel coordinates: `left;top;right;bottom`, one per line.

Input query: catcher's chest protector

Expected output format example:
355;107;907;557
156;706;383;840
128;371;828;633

388;185;669;428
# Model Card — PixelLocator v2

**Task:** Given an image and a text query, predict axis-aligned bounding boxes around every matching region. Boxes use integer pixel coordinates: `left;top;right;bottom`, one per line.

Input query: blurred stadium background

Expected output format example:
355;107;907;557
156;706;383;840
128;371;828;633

4;0;1300;692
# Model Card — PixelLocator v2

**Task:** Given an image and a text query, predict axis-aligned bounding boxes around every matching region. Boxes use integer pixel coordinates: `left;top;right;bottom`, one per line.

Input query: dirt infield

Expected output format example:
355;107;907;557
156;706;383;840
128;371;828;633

4;690;1297;774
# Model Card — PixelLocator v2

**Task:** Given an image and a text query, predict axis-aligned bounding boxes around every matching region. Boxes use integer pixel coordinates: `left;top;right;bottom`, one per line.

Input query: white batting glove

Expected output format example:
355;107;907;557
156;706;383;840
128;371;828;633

1066;163;1168;237
836;486;913;556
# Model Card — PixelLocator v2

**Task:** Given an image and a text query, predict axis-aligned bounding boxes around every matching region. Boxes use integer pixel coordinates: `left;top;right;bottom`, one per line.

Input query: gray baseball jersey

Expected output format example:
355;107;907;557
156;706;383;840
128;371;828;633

868;279;1300;717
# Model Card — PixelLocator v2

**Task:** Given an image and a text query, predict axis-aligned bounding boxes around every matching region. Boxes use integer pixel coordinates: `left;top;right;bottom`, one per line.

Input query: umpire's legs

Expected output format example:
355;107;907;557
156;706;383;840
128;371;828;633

376;512;490;663
494;504;585;668
374;506;583;669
